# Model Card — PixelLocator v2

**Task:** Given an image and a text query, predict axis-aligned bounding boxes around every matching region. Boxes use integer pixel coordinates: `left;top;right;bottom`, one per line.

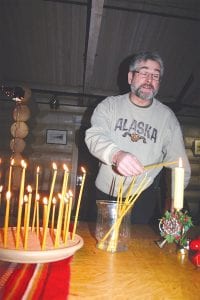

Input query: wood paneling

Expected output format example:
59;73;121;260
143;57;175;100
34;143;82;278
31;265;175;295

180;117;200;220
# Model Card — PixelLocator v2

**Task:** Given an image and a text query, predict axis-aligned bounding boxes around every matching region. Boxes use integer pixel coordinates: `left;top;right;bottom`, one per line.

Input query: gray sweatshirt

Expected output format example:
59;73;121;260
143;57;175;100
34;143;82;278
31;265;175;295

85;93;191;196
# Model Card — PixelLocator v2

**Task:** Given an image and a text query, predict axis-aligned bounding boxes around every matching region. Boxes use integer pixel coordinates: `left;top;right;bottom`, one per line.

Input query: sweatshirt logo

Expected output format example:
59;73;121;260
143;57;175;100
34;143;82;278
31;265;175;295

114;118;157;143
122;132;147;143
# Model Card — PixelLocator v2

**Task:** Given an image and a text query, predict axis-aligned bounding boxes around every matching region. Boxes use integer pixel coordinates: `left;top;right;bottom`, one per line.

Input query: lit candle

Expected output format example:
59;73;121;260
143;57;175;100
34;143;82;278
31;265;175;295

64;191;73;244
63;194;69;238
54;164;69;242
0;185;3;209
51;197;57;234
24;185;32;250
23;194;28;229
72;167;86;240
31;166;40;232
42;163;57;250
8;159;14;192
16;194;24;249
36;193;40;238
54;193;65;248
173;157;185;210
43;197;48;228
0;158;2;184
61;164;69;200
16;160;27;249
4;191;11;247
48;163;57;204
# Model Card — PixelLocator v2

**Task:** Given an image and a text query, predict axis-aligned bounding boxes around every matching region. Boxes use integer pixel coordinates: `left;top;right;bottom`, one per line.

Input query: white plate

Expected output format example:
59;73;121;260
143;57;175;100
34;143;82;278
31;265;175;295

0;228;84;263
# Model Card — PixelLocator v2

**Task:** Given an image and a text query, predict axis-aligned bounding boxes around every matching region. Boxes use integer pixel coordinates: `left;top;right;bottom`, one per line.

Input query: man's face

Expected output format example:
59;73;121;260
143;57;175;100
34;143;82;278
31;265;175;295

128;59;161;101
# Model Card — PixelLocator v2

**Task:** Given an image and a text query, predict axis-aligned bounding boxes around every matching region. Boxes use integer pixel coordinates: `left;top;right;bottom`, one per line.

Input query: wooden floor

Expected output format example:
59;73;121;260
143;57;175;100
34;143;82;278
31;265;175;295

69;222;200;300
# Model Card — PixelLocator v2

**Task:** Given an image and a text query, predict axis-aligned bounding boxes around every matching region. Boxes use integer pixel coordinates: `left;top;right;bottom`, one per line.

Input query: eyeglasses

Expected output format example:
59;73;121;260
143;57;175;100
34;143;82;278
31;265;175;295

134;70;160;81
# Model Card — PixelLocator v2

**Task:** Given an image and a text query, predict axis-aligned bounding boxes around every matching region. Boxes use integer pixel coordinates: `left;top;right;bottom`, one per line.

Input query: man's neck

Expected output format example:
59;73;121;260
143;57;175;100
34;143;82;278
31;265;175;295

129;93;152;107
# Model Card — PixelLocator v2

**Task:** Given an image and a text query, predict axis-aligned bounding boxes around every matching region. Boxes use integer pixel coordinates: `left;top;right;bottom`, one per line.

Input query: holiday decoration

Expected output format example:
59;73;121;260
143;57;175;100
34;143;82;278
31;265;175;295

158;210;193;248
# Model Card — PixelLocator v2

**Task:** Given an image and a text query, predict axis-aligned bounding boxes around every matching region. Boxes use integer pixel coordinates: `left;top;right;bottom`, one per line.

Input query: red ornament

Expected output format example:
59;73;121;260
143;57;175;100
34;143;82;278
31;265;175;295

191;252;200;267
189;238;200;267
190;239;200;251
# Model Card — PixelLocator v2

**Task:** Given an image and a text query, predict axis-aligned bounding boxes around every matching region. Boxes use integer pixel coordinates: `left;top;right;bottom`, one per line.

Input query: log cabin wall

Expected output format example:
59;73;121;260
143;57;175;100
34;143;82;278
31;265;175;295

179;116;200;222
28;102;87;196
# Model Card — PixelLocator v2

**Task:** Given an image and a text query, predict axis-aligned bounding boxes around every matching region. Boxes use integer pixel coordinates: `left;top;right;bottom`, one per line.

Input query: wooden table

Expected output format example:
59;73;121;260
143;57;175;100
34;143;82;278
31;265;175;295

69;222;199;300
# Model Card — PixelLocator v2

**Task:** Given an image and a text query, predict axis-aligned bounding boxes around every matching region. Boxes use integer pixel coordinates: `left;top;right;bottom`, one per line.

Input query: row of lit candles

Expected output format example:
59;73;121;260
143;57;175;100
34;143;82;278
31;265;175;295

1;159;86;250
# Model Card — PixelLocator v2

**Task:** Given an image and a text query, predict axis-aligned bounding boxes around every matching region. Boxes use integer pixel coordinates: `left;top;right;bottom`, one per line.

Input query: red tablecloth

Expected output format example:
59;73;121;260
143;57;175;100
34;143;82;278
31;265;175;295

0;257;72;300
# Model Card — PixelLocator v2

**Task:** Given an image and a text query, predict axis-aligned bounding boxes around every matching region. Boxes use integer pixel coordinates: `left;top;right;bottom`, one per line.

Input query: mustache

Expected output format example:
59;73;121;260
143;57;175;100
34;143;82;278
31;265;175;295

140;83;154;90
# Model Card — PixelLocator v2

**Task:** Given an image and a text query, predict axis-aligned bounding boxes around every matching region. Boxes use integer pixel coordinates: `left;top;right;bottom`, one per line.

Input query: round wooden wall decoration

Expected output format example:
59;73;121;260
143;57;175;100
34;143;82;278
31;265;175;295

10;138;26;153
8;86;31;189
11;153;23;166
13;105;30;122
10;121;29;139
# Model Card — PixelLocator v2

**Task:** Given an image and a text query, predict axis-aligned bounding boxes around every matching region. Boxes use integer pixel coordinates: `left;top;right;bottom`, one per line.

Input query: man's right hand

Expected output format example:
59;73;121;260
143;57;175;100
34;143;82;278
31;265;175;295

112;151;144;176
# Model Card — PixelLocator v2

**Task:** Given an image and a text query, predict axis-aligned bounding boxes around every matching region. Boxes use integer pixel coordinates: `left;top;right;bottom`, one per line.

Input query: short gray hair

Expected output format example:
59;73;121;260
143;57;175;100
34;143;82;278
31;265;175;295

129;51;164;78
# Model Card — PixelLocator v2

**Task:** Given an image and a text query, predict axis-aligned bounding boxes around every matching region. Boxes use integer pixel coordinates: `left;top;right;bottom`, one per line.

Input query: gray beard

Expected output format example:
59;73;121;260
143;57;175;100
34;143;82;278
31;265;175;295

130;84;158;101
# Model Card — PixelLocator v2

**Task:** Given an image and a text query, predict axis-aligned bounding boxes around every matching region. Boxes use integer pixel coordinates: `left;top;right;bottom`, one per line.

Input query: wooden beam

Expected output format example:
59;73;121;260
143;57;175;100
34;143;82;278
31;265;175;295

83;0;104;93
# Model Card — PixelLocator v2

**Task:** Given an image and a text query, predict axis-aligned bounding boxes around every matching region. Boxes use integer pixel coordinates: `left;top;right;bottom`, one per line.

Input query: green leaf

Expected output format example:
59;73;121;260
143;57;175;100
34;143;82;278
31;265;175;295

165;235;175;243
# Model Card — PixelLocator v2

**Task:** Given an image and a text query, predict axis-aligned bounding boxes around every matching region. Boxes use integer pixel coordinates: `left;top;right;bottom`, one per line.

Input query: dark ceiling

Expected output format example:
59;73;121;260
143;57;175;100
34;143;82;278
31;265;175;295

0;0;200;117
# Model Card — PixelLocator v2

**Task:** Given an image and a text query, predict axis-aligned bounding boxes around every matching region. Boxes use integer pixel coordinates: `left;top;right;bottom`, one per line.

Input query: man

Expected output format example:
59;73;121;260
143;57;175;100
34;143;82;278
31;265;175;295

85;51;191;223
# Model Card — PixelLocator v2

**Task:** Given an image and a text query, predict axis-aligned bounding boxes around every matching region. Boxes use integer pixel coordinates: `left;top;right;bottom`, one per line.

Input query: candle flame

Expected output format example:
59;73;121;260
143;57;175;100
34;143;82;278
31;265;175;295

43;197;48;205
68;190;73;197
24;195;28;203
0;185;3;192
6;191;11;200
178;157;183;168
27;185;32;193
81;167;86;173
36;193;40;201
52;162;57;170
36;166;40;173
11;158;14;166
21;160;27;168
58;193;62;200
64;196;68;203
63;164;69;172
52;197;57;204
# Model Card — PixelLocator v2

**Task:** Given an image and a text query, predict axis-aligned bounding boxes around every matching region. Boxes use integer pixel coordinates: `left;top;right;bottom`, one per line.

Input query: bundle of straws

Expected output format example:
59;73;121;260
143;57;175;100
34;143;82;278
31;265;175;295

97;160;177;252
